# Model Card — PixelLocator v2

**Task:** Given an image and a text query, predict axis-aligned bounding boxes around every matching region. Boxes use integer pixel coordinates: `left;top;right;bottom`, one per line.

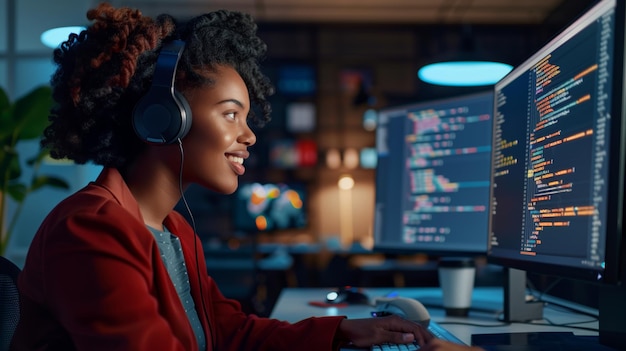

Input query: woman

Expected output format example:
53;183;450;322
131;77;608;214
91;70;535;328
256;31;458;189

11;3;482;351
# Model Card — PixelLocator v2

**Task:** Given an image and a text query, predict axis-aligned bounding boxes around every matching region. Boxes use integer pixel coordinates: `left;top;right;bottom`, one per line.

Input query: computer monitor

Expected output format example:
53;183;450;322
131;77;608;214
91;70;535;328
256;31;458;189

488;0;625;347
233;182;307;233
373;91;494;256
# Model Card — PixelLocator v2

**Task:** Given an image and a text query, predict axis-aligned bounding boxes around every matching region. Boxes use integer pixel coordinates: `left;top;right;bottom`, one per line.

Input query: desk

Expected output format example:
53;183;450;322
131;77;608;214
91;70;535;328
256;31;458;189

269;287;600;346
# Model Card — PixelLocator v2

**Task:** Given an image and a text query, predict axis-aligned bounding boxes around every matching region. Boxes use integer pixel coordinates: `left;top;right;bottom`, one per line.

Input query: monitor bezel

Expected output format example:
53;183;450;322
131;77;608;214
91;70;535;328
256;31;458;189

232;181;309;233
372;90;494;257
487;0;626;285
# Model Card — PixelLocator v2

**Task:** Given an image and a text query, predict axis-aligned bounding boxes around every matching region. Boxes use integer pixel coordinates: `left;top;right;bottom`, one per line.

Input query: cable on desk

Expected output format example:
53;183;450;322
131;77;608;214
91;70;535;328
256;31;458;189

537;317;599;333
540;299;599;320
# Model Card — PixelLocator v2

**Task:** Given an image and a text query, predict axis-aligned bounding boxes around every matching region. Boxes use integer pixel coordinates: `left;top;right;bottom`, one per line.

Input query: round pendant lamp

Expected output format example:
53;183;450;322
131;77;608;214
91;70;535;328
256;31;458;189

418;25;513;87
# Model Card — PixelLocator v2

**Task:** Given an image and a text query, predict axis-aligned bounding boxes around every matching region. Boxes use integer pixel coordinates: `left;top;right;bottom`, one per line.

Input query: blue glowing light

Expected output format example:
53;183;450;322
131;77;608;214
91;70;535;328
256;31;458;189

40;26;86;48
418;61;513;86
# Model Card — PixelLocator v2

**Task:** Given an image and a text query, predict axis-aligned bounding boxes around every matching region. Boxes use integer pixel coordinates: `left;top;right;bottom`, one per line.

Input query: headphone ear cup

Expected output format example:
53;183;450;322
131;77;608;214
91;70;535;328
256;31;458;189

132;88;192;144
132;40;190;145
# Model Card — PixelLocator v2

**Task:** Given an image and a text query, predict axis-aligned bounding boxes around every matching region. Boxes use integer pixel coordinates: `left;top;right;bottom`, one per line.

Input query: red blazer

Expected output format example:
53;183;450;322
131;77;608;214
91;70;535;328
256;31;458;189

11;168;344;351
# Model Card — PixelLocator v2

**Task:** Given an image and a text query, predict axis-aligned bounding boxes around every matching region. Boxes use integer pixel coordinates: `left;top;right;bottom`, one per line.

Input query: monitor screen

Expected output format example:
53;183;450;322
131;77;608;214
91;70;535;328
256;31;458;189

373;91;494;255
269;139;318;169
488;0;624;285
233;182;307;232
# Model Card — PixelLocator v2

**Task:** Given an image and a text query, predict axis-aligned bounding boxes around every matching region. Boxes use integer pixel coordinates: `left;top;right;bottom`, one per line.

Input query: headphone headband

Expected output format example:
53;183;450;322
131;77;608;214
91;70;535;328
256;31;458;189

132;40;193;145
152;40;185;88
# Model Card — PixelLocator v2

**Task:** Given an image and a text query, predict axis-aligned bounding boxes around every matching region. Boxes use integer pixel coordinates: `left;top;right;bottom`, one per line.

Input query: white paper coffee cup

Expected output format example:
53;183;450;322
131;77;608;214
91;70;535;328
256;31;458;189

438;257;476;317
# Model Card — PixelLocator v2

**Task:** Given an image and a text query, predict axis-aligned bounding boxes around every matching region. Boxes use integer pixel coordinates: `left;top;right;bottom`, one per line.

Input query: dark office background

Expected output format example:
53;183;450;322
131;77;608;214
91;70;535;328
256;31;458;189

2;0;601;316
170;0;601;316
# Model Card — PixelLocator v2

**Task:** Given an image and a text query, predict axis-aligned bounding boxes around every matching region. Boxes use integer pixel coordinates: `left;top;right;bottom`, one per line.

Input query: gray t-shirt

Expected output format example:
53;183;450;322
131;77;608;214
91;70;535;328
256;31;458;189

148;225;206;350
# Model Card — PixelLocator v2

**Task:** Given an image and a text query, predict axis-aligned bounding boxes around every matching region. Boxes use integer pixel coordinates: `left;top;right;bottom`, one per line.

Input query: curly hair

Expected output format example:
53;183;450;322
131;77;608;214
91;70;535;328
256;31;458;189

42;2;274;168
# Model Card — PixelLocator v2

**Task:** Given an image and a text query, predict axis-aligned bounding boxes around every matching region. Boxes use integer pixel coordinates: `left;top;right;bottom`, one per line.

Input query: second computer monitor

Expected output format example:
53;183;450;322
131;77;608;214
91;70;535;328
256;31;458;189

488;0;624;286
373;91;494;255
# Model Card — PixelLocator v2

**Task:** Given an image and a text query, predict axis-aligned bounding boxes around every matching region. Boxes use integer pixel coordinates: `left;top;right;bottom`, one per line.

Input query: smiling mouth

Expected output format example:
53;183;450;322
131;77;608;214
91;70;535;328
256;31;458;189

227;155;244;165
227;154;246;175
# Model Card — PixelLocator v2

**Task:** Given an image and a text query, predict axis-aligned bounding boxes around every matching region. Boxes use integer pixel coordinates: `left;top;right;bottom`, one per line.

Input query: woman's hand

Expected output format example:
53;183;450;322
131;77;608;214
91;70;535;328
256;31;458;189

336;315;434;348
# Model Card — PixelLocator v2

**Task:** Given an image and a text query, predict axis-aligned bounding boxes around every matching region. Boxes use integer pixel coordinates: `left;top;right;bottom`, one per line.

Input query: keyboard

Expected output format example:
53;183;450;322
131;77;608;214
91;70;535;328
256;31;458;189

370;320;465;351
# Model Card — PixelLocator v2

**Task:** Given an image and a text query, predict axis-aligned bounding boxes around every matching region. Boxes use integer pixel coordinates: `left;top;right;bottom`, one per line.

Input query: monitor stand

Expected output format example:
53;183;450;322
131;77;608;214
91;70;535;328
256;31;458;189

502;268;543;322
504;269;626;350
476;268;626;351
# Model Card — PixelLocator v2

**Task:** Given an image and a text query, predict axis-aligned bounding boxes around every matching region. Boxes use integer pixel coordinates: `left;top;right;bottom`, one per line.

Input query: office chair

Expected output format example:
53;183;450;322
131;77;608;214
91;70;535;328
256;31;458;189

0;256;21;351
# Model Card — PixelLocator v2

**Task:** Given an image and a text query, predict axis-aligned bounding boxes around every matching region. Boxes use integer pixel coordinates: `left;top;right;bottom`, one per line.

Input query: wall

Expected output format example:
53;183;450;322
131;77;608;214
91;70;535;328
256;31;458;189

227;21;559;249
0;0;101;266
0;0;598;262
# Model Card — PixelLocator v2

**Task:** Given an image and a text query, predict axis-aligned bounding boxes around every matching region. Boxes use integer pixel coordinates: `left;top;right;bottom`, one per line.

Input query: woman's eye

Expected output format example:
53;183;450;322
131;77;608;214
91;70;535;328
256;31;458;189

225;112;236;120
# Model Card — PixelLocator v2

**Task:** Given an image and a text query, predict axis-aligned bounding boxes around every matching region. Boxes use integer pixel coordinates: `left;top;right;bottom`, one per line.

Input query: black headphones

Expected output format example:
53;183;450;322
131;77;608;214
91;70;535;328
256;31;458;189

133;40;192;144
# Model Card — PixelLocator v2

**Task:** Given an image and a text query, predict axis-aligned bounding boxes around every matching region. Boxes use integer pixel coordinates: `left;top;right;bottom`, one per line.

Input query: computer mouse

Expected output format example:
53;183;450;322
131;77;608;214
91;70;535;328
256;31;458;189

373;296;430;327
326;286;371;305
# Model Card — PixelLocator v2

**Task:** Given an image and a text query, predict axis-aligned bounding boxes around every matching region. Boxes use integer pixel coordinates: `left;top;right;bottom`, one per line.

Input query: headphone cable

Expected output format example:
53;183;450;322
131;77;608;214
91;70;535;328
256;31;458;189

177;138;216;351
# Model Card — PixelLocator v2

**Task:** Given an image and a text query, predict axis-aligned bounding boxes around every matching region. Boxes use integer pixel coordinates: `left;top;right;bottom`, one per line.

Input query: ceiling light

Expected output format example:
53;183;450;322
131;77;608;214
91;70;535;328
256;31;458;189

362;109;377;131
41;26;85;49
418;61;513;86
338;175;355;190
326;149;341;169
343;148;359;169
418;25;514;87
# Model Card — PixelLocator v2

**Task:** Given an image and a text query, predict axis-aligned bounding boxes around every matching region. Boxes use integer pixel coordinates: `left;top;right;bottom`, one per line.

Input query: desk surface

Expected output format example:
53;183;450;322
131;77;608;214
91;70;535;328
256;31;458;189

269;287;599;346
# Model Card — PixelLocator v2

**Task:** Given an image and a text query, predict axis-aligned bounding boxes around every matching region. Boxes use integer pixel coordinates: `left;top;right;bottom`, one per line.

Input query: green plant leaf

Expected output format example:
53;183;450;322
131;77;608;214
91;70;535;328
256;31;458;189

0;147;22;181
0;88;15;141
7;183;27;202
31;175;70;191
1;85;66;257
12;86;53;140
0;86;9;110
26;147;51;166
